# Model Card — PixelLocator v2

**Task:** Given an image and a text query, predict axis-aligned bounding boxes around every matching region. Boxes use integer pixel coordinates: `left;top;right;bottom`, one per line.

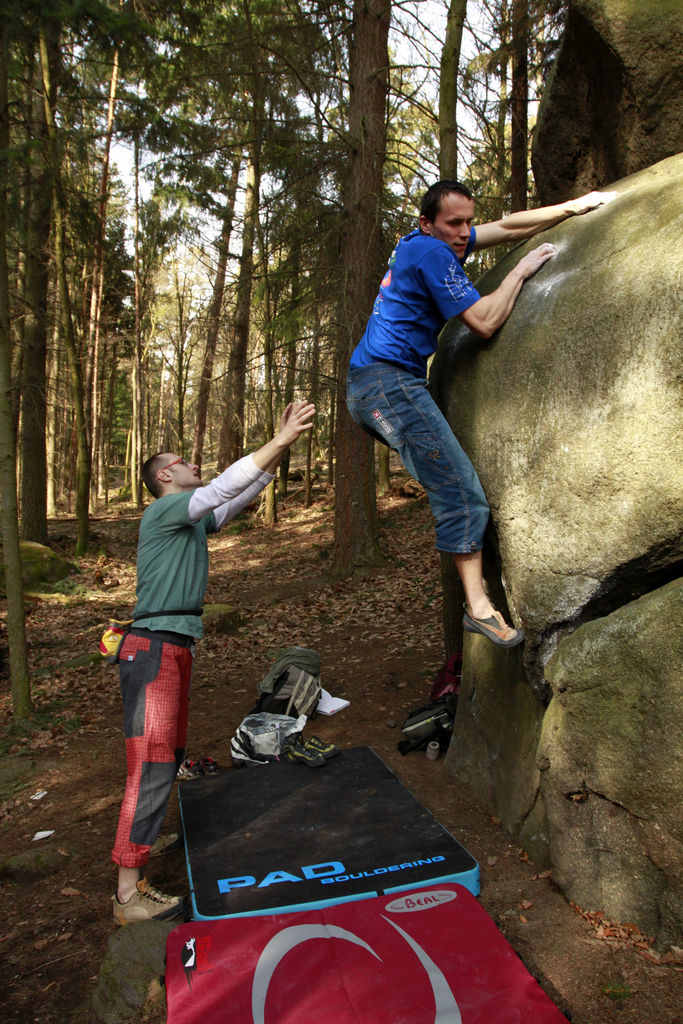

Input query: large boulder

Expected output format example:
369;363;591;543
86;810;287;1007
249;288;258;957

0;540;76;592
531;0;683;203
433;155;683;945
539;580;683;946
431;154;683;701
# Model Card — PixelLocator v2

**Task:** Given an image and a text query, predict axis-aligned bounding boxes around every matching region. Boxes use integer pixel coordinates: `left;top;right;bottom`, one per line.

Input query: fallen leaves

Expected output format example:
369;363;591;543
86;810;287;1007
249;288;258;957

570;903;681;965
29;730;54;750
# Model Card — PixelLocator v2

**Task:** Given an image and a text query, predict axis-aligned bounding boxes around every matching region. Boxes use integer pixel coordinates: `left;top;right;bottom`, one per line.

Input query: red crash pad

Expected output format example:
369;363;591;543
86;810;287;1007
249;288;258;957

166;883;568;1023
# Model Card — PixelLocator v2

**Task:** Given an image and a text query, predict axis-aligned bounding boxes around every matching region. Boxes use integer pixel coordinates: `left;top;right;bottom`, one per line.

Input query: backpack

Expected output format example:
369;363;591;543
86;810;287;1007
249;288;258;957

254;647;322;718
230;712;306;768
397;694;458;755
430;651;462;701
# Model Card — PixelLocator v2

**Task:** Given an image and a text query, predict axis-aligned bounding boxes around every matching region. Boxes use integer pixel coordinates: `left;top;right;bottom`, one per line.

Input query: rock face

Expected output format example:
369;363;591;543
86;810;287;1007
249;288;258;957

540;580;683;946
531;0;683;203
434;155;683;945
89;919;176;1024
0;540;76;592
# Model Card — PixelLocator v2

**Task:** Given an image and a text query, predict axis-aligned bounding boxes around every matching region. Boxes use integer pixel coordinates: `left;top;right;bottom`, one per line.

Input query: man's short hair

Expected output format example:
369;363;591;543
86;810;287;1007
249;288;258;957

142;454;166;498
420;179;473;222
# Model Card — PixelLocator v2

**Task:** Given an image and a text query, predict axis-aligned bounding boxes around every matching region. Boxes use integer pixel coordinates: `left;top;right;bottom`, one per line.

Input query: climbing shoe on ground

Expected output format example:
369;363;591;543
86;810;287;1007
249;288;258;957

462;605;524;648
177;759;203;780
303;736;339;760
284;737;326;767
199;756;219;774
112;878;184;925
149;832;182;857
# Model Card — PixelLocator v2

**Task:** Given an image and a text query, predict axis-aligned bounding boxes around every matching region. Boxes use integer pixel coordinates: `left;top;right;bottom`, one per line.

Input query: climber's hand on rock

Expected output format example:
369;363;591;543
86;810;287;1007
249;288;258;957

567;190;618;215
517;242;557;280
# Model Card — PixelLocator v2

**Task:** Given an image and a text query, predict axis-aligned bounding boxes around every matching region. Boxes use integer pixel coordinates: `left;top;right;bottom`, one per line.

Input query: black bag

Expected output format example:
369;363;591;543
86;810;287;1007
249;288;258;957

254;647;322;719
397;695;458;755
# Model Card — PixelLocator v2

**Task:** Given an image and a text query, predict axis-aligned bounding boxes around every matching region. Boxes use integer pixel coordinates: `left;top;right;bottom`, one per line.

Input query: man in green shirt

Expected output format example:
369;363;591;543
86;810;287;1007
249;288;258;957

111;401;314;924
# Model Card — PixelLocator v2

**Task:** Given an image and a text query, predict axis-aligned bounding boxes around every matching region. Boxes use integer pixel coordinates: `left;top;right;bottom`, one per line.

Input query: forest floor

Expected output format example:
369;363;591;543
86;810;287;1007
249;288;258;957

1;468;681;1023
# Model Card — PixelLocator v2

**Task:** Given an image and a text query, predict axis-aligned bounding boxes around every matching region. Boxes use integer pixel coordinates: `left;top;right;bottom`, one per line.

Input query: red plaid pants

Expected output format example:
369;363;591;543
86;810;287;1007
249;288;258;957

111;632;194;868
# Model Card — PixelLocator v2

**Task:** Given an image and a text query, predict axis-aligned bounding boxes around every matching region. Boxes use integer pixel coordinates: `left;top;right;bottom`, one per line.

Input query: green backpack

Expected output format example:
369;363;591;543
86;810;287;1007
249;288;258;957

255;647;322;718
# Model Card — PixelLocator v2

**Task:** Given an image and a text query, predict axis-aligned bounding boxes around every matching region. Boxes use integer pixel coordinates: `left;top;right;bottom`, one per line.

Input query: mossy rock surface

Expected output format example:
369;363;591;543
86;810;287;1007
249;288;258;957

90;919;176;1024
203;603;244;634
538;579;683;946
0;541;77;593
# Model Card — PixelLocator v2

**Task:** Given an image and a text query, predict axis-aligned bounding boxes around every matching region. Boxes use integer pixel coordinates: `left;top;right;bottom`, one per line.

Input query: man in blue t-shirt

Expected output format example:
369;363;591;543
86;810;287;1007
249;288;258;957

111;401;314;924
347;179;614;647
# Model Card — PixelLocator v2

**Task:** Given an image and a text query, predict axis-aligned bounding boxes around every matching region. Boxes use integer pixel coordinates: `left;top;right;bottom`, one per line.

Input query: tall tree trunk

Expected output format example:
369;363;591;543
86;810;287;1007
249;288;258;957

256;213;278;525
438;0;468;649
46;323;60;516
103;337;117;503
191;158;240;470
440;550;464;657
39;24;90;554
218;154;259;466
327;384;335;486
377;441;389;494
439;0;467;179
305;314;322;507
332;0;390;576
172;268;195;457
277;250;300;498
495;35;509;219
510;0;529;211
85;45;119;483
132;136;144;506
0;23;31;717
219;2;263;467
262;315;277;526
19;39;51;543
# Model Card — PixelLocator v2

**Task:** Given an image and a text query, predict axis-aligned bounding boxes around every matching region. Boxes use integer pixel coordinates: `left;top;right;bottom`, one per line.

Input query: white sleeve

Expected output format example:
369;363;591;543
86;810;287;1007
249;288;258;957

187;454;274;527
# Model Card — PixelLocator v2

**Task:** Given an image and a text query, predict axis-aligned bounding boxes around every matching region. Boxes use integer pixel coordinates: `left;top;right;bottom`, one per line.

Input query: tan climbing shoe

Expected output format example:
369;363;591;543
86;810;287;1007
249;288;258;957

112;877;184;925
463;605;524;647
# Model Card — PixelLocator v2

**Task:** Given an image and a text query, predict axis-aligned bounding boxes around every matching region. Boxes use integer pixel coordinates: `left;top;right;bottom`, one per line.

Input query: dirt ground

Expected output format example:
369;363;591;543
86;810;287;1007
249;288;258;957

1;476;681;1023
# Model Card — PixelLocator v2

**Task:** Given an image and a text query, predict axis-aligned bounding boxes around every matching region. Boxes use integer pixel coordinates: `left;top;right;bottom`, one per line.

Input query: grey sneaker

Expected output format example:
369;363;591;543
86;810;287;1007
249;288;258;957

304;736;339;760
284;737;326;767
112;878;184;925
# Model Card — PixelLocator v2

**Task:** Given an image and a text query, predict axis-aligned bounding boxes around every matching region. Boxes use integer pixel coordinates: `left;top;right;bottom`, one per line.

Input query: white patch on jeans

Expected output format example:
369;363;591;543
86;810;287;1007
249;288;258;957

372;408;395;434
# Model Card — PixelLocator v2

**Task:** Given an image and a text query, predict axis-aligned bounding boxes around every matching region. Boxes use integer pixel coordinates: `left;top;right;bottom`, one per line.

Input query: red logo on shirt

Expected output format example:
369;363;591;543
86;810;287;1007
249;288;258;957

381;269;392;289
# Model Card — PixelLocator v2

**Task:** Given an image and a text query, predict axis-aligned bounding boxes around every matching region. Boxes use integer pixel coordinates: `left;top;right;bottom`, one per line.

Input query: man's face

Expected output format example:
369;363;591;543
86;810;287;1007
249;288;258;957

419;191;475;258
157;455;202;491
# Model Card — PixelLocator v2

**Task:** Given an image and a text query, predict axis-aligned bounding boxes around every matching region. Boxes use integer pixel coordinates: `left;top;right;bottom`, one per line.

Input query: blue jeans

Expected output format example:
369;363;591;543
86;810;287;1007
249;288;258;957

346;362;489;553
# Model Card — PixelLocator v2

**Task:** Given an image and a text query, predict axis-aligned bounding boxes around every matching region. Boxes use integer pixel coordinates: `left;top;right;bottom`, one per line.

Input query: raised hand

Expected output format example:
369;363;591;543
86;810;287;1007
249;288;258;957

277;400;315;445
566;190;618;215
517;242;557;280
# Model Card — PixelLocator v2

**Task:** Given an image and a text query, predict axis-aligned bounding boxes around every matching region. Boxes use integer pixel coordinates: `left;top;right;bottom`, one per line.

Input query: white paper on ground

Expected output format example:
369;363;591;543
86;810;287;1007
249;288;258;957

316;687;350;715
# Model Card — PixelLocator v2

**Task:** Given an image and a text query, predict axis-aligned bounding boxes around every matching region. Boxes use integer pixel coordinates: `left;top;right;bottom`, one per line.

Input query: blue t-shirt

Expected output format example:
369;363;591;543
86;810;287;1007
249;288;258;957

349;227;480;376
133;491;217;638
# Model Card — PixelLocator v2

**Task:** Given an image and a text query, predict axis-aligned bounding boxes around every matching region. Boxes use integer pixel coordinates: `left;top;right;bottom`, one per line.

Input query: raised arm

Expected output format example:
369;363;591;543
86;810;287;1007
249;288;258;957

189;401;315;527
472;190;617;250
458;242;557;338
